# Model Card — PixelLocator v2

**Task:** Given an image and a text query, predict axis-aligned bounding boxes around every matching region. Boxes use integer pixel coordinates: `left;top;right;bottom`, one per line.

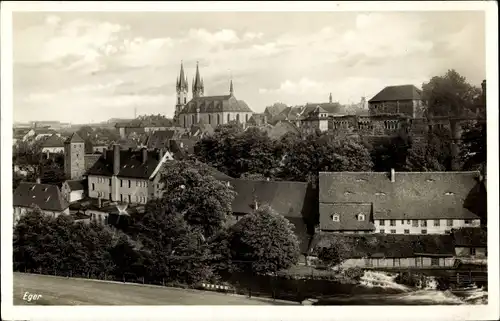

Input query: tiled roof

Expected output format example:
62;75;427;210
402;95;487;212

319;171;483;221
304;102;345;116
190;122;214;137
369;84;422;103
319;203;375;231
86;149;166;179
452;227;487;247
312;234;455;258
84;154;101;172
41;134;65;148
64;132;85;143
65;179;85;191
230;179;316;219
180;95;253;113
14;182;70;212
145;130;185;149
274;106;303;122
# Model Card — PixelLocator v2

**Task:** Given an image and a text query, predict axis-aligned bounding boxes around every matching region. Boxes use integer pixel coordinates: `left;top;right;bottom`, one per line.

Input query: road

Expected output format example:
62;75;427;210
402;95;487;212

14;273;294;305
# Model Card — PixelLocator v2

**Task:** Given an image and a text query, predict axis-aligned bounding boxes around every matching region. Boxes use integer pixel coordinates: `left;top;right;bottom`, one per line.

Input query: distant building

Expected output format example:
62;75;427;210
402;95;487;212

61;179;86;203
175;62;254;129
318;170;485;235
115;117;175;139
64;133;86;180
368;84;425;118
41;134;65;155
13;182;70;224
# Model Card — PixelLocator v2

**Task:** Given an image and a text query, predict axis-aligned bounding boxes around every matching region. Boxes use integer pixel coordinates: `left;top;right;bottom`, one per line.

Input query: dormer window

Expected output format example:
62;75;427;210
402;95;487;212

344;191;353;196
375;192;386;196
444;192;454;196
332;214;340;222
426;179;435;182
357;213;365;221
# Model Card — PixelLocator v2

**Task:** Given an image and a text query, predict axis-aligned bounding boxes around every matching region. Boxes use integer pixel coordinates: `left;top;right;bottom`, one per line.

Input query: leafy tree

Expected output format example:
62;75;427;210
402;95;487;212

405;127;452;171
317;246;342;268
229;205;300;275
156;160;236;238
422;69;482;117
460;121;486;172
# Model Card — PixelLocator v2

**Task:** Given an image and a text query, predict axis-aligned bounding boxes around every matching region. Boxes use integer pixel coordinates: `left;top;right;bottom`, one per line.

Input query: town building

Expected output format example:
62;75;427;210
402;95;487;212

13;181;70;223
64;133;86;180
452;227;487;259
175;62;254;128
61;179;86;203
86;144;174;205
318;170;484;235
368;84;425;118
41;134;65;156
115;116;175;139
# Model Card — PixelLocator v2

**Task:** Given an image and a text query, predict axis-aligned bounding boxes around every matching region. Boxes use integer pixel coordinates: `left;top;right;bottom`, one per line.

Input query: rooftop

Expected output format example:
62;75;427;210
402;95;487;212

14;182;70;212
369;84;422;103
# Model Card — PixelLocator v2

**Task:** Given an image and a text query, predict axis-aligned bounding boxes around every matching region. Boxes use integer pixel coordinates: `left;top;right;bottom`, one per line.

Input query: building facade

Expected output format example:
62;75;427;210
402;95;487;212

64;133;86;180
368;84;425;118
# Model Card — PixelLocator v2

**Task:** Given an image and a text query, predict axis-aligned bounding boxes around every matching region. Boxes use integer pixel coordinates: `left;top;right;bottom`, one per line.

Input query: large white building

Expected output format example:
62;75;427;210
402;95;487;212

318;170;485;235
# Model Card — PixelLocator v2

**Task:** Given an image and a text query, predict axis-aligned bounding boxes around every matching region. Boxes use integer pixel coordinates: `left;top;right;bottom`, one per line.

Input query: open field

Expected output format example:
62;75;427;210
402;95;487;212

13;273;295;305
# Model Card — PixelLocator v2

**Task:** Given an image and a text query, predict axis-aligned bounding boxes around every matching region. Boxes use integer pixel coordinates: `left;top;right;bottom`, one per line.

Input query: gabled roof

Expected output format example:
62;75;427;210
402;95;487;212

180;95;253;114
190;122;214;137
41;134;65;148
86;149;167;179
303;102;344;116
14;182;70;212
319;171;483;221
452;227;487;247
64;132;85;143
320;203;375;231
65;179;85;191
312;234;455;258
369;85;422;103
230;179;315;219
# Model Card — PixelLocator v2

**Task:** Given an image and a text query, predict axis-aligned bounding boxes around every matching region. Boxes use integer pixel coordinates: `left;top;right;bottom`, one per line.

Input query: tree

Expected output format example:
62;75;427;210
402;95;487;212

422;69;481;117
277;131;373;184
460;121;486;172
229;205;300;275
156;160;236;238
317;246;342;268
405;127;452;171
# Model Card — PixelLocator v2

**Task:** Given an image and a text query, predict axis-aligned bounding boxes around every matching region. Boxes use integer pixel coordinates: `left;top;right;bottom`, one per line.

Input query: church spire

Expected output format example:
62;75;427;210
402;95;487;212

329;92;332;103
177;61;188;92
193;61;204;98
230;78;234;95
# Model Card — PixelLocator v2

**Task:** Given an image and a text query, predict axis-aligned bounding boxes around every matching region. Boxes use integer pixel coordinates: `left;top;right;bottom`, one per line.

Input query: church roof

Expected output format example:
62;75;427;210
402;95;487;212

180;95;253;113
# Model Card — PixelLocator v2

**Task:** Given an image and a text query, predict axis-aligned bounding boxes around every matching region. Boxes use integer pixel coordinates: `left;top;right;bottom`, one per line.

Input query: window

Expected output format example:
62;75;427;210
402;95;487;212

390;220;396;226
421;229;427;234
412;220;419;227
128;195;131;203
184;97;186;104
128;180;131;188
380;229;385;234
236;114;240;123
379;219;385;226
447;219;453;227
109;179;111;186
208;114;212;124
227;114;230;122
192;115;195;124
120;194;123;202
465;219;472;224
421;220;427;227
109;193;111;200
177;97;180;104
434;220;440;227
431;258;439;266
357;214;365;221
470;248;476;256
92;183;95;191
217;114;220;124
120;180;123;188
332;214;340;222
407;220;411;224
404;229;410;234
401;220;405;224
393;258;401;267
390;229;396;234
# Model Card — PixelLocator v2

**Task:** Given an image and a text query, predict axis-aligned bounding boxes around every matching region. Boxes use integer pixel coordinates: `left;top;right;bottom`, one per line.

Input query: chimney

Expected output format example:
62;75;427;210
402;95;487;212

36;177;41;184
254;200;259;210
98;196;102;208
113;144;120;176
159;149;164;160
390;168;395;182
142;148;148;164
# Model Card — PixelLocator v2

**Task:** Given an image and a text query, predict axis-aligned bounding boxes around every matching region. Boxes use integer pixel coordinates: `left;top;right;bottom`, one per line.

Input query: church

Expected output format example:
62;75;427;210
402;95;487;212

174;62;254;128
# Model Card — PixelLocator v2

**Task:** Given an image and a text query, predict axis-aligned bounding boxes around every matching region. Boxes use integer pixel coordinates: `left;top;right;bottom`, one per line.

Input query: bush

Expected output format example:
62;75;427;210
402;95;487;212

341;267;364;281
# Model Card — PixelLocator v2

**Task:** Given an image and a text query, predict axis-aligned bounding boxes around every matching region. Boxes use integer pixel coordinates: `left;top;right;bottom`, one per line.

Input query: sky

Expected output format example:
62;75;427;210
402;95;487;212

12;10;486;123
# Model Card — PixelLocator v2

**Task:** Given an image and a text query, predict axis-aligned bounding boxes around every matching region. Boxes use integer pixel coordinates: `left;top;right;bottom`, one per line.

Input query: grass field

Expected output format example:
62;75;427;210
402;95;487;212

13;273;295;305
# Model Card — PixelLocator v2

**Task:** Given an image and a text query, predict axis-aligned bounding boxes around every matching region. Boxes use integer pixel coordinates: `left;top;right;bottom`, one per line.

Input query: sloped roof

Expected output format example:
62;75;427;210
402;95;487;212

145;130;185;149
319;171;482;221
319;203;375;231
41;134;65;148
304;102;345;116
190;122;214;137
265;121;300;140
274;106;303;122
264;104;288;117
369;85;422;103
180;95;253;113
14;182;70;212
86;149;166;179
34;128;57;135
65;180;85;191
452;227;487;247
230;179;315;219
312;234;455;258
64;132;85;143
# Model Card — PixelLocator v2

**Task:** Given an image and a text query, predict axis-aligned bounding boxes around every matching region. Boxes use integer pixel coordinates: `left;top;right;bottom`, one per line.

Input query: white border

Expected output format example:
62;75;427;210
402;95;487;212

2;1;499;321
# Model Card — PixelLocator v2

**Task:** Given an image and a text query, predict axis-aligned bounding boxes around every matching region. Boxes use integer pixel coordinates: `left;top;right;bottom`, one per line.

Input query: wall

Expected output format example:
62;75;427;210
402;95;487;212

339;256;455;269
180;111;253;128
373;218;481;235
61;183;84;203
369;100;416;117
93;146;107;153
88;174;151;204
64;142;85;180
88;175;112;200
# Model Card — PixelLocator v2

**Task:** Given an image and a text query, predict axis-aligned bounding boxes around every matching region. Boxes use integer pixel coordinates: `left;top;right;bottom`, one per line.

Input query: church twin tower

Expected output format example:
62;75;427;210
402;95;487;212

174;61;234;121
